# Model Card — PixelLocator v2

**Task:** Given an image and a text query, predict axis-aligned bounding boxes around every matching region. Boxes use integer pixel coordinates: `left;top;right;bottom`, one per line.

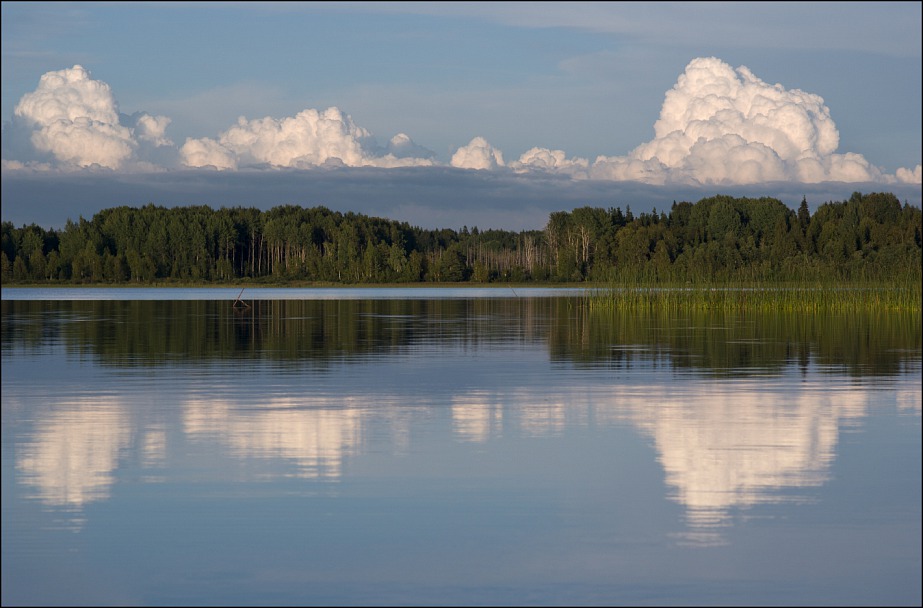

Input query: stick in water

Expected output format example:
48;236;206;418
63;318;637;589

233;287;250;308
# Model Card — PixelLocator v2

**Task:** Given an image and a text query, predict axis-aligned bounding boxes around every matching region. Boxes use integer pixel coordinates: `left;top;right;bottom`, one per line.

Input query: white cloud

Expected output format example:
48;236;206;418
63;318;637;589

180;108;434;169
362;153;437;169
13;65;135;169
14;65;121;126
134;114;173;147
178;137;237;171
450;136;505;170
29;116;136;169
2;59;919;190
9;65;170;170
386;133;436;160
586;156;670;184
587;57;884;185
896;164;922;185
492;57;908;186
509;147;589;175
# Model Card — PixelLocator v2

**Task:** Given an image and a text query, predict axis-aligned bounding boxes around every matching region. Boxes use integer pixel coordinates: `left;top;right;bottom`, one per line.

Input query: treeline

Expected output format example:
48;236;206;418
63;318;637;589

2;191;920;285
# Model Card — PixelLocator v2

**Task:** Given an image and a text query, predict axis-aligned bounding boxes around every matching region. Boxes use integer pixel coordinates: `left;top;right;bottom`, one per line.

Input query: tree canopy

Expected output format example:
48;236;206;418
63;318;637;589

2;192;920;285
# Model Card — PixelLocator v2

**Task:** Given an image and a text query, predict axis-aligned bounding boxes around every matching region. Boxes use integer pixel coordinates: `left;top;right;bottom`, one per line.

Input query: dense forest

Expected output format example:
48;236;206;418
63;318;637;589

2;191;920;285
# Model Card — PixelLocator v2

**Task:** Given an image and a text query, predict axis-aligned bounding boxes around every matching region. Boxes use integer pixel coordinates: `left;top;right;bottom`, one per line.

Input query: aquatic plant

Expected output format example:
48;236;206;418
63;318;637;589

583;279;921;313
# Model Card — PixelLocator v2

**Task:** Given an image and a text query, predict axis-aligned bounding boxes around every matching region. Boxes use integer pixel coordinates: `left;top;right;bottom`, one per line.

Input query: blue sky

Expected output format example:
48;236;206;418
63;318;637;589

2;1;921;230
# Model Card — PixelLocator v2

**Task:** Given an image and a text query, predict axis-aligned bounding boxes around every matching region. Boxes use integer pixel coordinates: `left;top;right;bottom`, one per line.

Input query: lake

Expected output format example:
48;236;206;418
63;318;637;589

2;288;920;606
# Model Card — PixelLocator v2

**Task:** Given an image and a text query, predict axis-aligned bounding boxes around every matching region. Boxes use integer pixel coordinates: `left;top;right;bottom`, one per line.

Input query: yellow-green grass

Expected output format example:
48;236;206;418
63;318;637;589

584;280;921;313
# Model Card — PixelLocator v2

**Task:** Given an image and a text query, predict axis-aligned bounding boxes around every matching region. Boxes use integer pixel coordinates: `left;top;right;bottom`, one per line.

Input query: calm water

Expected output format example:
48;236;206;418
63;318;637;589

2;288;921;606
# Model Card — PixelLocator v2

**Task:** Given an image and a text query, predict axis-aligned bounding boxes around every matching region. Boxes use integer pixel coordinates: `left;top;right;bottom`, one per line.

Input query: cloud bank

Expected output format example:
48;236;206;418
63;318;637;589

2;59;920;187
6;164;920;234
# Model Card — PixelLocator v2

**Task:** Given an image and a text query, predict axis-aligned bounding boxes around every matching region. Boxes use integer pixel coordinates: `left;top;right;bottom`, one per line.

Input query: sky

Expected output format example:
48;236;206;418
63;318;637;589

1;1;921;231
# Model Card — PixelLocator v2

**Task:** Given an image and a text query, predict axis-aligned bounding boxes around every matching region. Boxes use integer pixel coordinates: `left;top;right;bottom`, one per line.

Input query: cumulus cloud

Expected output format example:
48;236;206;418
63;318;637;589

133;113;173;147
2;58;919;189
178;137;238;171
180;108;435;170
478;57;902;186
587;57;885;185
896;164;922;184
8;65;171;170
385;133;437;160
509;147;589;174
450;136;505;170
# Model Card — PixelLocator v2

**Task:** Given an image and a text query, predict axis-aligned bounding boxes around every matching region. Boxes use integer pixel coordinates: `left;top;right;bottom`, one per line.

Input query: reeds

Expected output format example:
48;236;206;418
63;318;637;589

584;279;922;313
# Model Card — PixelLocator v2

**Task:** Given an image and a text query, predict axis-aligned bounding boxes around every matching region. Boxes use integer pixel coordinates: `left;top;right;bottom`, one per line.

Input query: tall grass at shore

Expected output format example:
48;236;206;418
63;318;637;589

583;279;922;313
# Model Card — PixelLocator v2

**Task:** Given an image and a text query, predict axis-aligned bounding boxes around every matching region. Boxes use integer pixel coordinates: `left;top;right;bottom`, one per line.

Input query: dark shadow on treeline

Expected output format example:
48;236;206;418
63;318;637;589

2;191;920;285
3;298;919;378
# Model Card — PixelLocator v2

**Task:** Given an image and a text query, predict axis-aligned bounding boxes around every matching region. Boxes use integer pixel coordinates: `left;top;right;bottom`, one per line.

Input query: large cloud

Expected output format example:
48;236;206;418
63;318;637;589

2;58;920;187
587;57;885;185
9;65;170;170
511;57;921;185
179;108;435;170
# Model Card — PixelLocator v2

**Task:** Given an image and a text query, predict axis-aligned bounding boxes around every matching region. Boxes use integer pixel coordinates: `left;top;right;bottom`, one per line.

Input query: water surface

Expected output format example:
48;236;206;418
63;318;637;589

2;290;920;606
